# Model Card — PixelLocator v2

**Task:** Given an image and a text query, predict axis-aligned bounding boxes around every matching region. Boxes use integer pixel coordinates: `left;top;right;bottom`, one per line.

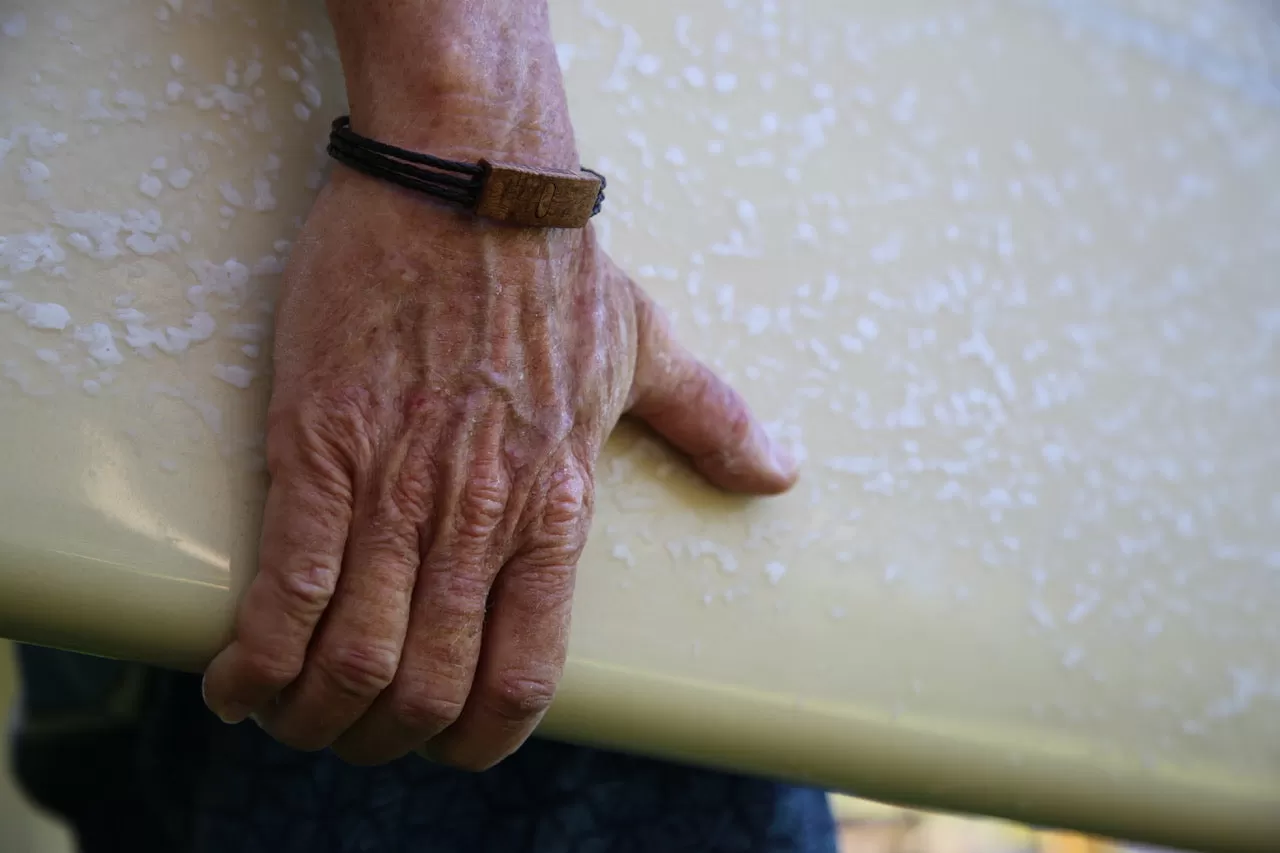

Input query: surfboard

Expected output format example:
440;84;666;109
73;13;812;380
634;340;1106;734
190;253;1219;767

1;2;1276;849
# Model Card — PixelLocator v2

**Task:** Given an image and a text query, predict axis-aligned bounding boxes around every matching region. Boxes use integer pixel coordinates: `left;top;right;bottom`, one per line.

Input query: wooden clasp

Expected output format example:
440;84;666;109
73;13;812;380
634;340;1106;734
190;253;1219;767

475;160;602;228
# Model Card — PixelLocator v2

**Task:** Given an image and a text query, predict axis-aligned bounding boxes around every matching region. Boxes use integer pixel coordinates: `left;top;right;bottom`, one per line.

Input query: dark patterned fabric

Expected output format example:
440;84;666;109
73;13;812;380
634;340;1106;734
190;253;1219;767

11;646;837;853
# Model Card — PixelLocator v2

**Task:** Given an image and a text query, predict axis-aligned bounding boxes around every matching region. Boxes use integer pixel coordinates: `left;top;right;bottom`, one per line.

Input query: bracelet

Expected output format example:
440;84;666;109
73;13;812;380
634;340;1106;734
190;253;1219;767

326;116;606;229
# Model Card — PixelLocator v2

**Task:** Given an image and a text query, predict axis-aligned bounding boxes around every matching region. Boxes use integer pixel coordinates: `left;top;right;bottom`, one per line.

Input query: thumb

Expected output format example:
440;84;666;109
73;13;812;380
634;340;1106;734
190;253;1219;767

626;283;798;494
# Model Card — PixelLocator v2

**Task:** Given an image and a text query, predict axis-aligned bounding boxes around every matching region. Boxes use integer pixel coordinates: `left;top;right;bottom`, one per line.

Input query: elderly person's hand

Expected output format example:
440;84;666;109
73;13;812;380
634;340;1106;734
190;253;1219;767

201;0;797;769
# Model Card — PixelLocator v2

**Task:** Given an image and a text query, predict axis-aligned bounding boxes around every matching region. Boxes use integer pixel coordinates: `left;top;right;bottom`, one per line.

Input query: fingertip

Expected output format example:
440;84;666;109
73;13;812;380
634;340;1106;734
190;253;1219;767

766;438;800;490
751;465;800;496
202;649;253;724
694;447;798;495
688;419;799;495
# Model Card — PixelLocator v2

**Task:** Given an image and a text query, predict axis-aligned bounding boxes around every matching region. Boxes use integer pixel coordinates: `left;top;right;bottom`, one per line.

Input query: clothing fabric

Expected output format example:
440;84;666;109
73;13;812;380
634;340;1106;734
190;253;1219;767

11;645;837;853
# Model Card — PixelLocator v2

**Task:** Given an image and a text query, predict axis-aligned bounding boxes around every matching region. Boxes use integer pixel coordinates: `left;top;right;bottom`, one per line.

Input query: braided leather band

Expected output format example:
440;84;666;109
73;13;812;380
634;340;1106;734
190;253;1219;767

326;116;606;228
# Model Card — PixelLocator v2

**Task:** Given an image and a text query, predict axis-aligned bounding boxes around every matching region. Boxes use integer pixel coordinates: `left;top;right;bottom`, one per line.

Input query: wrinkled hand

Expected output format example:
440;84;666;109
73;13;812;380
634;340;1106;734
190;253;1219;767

199;164;797;768
202;0;797;768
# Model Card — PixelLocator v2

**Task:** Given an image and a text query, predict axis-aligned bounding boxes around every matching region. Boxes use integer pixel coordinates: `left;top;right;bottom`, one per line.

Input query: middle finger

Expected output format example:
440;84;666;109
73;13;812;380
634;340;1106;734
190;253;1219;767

333;425;511;764
257;455;426;750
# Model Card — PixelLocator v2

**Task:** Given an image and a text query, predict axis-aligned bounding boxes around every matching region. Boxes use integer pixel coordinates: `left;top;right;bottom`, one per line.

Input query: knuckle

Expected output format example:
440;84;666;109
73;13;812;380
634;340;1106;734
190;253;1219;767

519;536;583;574
273;561;338;620
539;464;589;535
521;464;590;570
387;688;467;734
483;670;559;725
317;641;401;698
238;647;302;691
265;389;378;482
385;433;443;525
386;465;432;522
456;468;509;541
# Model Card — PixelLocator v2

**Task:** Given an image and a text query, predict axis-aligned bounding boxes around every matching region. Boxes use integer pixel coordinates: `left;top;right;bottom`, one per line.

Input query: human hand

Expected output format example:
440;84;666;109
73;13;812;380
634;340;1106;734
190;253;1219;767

200;0;798;770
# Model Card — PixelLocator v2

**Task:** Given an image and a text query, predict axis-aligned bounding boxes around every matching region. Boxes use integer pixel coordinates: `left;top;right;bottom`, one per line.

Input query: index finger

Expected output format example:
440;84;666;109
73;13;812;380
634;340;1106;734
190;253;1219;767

202;456;352;724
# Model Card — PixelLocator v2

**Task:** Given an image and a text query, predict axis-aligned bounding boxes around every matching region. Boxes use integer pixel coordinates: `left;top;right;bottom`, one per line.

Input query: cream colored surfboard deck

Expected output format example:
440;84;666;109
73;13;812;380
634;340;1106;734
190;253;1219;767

0;2;1277;851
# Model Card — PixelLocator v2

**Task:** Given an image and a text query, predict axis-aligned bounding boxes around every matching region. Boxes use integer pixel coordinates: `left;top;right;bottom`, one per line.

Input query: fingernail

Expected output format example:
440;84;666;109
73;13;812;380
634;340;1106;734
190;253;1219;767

769;439;796;475
202;674;250;725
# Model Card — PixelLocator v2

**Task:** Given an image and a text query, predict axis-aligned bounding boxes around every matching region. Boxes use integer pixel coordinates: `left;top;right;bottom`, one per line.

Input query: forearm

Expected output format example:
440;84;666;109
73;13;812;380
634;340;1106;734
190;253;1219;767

325;0;577;169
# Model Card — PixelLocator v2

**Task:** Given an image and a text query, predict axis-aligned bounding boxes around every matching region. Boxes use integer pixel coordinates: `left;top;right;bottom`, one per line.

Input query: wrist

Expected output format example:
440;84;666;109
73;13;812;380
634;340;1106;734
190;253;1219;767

326;0;578;171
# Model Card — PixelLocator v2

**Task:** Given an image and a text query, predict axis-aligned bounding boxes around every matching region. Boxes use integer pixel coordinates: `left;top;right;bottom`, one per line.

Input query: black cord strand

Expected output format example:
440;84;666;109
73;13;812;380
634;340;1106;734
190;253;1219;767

326;116;606;218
